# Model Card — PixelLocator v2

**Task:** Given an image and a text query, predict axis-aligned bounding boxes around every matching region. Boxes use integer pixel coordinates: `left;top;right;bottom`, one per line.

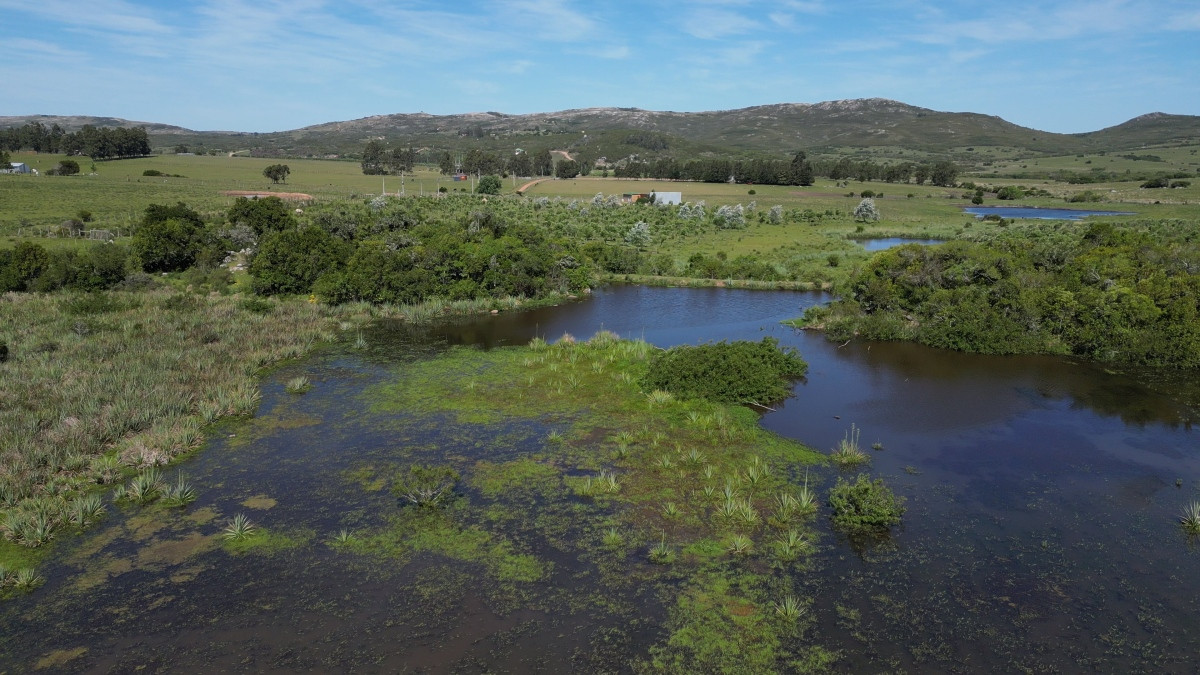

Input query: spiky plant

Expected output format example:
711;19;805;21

662;502;680;518
774;595;805;620
90;454;123;485
727;533;753;556
649;535;674;565
12;568;44;590
68;494;106;527
127;467;164;504
223;513;256;540
1181;501;1200;535
774;530;816;562
599;470;620;493
331;529;355;545
162;473;197;507
602;527;624;548
284;376;311;394
831;423;869;467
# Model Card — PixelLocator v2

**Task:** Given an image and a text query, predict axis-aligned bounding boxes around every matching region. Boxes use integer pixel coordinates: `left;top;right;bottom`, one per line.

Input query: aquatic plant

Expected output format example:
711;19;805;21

831;424;869;467
663;502;681;518
727;533;753;555
331;529;355;546
547;430;564;444
223;513;256;540
773;530;815;562
12;568;44;591
1181;501;1200;535
602;527;624;548
599;470;620;493
828;474;905;531
737;500;761;528
392;464;461;507
284;376;311;394
126;467;164;504
67;494;106;527
354;330;367;349
773;595;805;620
162;473;197;507
649;535;675;565
612;444;630;461
90;454;123;485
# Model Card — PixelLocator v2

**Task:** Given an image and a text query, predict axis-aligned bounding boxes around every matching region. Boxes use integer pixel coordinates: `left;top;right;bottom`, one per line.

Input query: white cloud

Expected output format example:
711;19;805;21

681;8;759;39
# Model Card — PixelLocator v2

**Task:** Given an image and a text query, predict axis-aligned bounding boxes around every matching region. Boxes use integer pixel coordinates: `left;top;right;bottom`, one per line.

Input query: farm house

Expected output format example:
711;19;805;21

2;162;31;174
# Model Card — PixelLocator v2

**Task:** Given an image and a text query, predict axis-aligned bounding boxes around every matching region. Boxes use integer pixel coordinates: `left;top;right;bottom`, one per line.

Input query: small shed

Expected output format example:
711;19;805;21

623;191;682;205
3;162;31;174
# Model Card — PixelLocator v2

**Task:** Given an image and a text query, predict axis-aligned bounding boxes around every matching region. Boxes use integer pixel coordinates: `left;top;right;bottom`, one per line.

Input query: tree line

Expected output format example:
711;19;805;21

0;121;151;160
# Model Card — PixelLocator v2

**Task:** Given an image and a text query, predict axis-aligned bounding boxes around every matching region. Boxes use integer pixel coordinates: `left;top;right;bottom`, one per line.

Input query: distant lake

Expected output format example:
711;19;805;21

964;206;1135;220
857;237;946;252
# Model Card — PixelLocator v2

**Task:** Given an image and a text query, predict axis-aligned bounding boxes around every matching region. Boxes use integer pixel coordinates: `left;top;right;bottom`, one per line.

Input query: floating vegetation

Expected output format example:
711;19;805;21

828;474;905;532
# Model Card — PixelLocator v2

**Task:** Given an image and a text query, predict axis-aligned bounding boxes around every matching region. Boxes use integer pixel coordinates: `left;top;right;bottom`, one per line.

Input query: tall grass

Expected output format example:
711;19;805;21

0;289;338;554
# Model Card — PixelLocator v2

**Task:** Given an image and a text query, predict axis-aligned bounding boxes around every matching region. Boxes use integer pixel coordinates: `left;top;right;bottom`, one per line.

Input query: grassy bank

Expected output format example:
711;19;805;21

0;288;565;583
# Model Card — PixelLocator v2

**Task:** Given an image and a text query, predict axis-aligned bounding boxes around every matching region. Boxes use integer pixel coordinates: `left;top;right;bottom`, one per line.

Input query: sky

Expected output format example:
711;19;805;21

2;0;1198;134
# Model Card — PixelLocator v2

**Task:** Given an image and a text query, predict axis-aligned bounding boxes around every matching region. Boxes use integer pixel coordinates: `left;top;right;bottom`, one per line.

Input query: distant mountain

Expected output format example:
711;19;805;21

3;100;1198;162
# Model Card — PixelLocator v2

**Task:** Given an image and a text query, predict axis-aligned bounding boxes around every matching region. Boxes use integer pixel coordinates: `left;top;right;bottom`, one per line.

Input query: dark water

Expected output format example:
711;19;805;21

857;237;947;252
963;206;1136;220
3;285;1198;672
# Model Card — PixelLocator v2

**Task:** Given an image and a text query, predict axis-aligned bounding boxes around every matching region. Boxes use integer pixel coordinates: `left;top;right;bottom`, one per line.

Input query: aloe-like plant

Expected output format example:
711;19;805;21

12;568;44;590
223;513;256;540
662;502;680;518
284;376;311;394
727;533;753;555
126;467;164;504
68;493;106;527
162;473;197;507
649;535;674;564
774;595;805;620
1181;501;1200;535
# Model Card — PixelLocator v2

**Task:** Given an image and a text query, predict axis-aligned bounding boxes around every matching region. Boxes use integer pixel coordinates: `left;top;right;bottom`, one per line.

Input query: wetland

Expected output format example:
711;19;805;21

2;285;1198;672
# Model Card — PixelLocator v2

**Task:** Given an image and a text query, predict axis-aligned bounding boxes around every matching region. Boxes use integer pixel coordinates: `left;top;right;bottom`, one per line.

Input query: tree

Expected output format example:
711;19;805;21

930;161;959;187
263;164;290;184
555;159;579;179
250;225;350;295
132;218;199;272
853;198;880;222
532;149;554;177
437;151;455;175
476;175;502;195
361;139;387;175
0;149;9;167
228;196;296;236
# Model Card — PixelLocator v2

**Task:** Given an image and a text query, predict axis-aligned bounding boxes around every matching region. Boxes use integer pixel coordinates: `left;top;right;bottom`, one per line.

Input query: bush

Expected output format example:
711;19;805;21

250;225;350;295
228;196;296;236
828;474;905;531
996;186;1023;200
132;218;199;273
476;175;502;195
642;338;807;405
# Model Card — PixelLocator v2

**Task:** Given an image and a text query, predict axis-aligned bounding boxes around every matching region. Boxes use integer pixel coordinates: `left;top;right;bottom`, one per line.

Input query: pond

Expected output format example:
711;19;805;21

963;206;1136;220
856;237;947;252
2;285;1198;672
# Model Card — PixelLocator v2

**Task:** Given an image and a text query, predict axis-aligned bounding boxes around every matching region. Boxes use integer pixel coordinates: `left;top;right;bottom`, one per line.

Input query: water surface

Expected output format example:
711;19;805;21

856;237;947;252
964;206;1136;220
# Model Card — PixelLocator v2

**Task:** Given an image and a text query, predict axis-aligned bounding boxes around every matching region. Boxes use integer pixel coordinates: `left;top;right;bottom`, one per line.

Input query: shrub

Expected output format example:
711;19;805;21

642;338;807;405
853;198;880;222
228;196;296;236
132;217;199;273
996;186;1023;200
828;474;905;531
476;175;502;195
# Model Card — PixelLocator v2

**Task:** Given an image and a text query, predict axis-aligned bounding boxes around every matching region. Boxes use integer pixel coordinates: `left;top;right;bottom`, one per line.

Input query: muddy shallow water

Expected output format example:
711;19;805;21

2;285;1198;673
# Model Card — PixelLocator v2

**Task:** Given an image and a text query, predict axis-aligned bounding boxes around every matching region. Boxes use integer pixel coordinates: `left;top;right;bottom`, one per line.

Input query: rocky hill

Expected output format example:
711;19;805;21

4;99;1198;161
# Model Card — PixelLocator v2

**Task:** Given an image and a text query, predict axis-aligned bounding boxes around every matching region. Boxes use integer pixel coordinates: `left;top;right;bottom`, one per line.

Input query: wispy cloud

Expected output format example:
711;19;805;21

681;8;760;39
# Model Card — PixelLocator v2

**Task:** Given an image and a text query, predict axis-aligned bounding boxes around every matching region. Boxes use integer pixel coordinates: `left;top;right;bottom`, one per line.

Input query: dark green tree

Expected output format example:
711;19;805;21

476;175;502;195
532;149;554;176
554;159;579;179
250;226;350;295
930;161;959;187
132;218;199;273
228;196;296;236
361;139;387;175
263;164;290;183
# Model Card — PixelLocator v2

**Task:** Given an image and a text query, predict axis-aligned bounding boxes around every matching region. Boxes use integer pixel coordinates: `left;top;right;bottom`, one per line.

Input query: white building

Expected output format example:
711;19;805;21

2;162;31;174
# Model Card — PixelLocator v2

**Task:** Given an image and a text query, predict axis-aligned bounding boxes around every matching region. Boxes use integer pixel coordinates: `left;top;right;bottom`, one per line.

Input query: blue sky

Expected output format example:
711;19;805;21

2;0;1197;134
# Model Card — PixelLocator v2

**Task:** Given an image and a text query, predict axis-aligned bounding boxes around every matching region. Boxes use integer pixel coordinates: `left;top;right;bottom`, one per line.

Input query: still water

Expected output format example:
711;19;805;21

2;285;1197;672
963;206;1136;220
856;237;946;252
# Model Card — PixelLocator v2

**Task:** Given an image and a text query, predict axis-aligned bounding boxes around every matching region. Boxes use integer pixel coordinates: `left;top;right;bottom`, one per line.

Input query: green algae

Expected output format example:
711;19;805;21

222;527;313;556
